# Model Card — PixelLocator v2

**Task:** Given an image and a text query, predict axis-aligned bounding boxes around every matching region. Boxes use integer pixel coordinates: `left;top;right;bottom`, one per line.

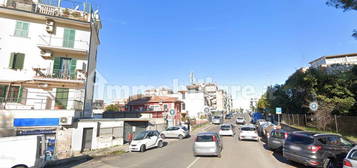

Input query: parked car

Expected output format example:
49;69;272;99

212;116;223;125
129;130;164;152
225;114;233;119
257;121;271;136
239;125;259;141
236;117;245;125
193;132;223;157
262;124;279;142
344;145;357;168
266;129;288;152
160;126;189;139
219;124;235;136
283;131;355;168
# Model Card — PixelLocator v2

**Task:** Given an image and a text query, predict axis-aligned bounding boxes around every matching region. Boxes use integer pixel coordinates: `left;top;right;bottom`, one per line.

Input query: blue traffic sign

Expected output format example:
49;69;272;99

276;107;282;114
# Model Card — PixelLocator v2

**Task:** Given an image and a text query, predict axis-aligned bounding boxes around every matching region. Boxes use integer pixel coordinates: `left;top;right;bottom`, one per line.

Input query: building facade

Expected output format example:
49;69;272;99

0;0;101;159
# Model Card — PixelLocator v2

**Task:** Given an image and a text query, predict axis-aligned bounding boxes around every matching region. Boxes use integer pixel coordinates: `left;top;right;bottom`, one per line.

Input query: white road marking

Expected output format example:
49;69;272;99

186;157;200;168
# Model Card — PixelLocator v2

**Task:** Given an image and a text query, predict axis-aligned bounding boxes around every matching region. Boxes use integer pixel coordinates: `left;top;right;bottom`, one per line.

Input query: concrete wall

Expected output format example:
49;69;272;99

71;120;124;153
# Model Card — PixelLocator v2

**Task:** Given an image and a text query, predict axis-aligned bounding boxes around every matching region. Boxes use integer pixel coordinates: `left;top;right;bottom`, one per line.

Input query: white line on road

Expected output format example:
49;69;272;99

186;157;200;168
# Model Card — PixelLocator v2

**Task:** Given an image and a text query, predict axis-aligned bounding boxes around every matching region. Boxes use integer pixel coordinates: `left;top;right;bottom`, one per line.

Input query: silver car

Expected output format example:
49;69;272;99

344;145;357;168
193;132;223;158
212;116;223;125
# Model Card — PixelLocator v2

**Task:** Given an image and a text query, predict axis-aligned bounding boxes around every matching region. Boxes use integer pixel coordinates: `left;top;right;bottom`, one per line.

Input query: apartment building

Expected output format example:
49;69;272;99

0;0;101;159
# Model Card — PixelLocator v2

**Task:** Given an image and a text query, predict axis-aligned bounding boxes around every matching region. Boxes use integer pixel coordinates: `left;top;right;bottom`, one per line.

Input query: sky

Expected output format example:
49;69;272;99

91;0;357;108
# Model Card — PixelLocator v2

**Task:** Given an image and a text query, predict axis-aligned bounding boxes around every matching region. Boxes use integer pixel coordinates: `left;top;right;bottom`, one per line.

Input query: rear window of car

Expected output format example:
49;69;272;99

287;134;314;144
196;135;214;142
241;127;255;131
213;116;220;119
181;127;188;131
237;117;244;120
349;150;357;160
272;131;285;139
221;125;231;130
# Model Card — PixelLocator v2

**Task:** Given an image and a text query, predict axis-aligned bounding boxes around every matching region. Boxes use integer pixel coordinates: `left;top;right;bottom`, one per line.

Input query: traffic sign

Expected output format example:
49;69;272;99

276;107;282;115
204;107;210;113
169;109;176;116
309;102;318;111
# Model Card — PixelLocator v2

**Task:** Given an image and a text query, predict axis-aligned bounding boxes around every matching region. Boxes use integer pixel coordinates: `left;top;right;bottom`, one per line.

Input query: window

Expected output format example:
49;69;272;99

287;135;314;145
63;29;75;48
9;53;25;70
55;88;69;109
196;135;214;142
14;21;29;37
0;86;23;103
113;127;123;138
349;150;357;160
53;57;77;79
99;127;113;137
182;103;185;110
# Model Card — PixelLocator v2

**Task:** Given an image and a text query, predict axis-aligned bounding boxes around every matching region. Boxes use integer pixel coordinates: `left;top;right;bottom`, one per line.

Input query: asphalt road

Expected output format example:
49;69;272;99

72;115;306;168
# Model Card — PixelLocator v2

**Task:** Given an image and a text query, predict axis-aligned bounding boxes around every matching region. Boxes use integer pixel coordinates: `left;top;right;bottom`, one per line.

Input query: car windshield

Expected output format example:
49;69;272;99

181;127;188;131
241;127;255;131
133;131;147;140
196;135;215;142
221;125;231;130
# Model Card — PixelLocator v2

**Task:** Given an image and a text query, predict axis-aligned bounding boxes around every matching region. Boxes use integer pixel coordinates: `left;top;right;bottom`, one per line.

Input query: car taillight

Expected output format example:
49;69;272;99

308;145;322;152
212;136;217;142
344;159;353;167
284;132;288;139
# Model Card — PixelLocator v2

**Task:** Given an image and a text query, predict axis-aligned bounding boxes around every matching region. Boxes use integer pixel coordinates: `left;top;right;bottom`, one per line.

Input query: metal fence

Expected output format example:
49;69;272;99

281;113;357;137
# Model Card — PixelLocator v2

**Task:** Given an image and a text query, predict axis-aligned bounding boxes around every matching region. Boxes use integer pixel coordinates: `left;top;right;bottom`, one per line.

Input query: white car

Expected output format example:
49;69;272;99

239;125;259;141
129;130;164;152
219;124;235;136
212;116;223;125
160;126;189;139
344;145;357;168
236;117;245;124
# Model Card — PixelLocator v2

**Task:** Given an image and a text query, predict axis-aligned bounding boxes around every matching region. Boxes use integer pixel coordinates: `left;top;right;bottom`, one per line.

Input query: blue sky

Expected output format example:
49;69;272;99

93;0;357;107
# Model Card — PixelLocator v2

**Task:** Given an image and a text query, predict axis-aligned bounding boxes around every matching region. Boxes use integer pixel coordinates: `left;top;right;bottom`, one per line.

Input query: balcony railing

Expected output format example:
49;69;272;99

1;0;93;22
38;34;89;52
33;68;86;81
0;97;83;110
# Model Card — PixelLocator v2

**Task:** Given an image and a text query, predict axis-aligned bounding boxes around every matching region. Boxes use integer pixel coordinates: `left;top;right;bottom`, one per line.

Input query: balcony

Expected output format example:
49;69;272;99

33;67;85;80
0;97;83;111
38;34;89;57
0;0;95;22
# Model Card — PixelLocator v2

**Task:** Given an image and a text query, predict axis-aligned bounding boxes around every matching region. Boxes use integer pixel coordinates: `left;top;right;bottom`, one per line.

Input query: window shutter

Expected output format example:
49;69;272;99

9;53;15;69
63;29;75;48
15;53;25;69
70;58;77;79
53;57;61;77
22;22;29;37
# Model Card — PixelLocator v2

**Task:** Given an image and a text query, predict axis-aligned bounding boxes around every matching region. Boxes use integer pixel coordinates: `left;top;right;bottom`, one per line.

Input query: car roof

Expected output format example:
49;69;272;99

291;131;318;137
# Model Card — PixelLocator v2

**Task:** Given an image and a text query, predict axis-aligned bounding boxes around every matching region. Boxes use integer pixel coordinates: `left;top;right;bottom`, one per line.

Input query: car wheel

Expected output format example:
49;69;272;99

217;153;222;158
140;145;146;152
158;140;163;148
178;134;184;140
12;166;28;168
160;134;166;139
323;158;337;168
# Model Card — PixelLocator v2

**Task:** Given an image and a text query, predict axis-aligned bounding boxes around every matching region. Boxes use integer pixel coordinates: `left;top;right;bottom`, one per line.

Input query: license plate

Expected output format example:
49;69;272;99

290;145;301;151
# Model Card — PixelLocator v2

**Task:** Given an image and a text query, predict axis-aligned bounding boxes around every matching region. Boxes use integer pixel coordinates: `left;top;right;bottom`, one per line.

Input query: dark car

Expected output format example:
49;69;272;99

225;114;233;119
283;131;355;168
266;129;288;152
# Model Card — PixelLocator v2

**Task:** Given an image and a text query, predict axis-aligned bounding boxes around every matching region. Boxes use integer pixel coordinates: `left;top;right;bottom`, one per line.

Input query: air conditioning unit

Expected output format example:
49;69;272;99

59;116;73;125
40;50;53;59
46;19;55;33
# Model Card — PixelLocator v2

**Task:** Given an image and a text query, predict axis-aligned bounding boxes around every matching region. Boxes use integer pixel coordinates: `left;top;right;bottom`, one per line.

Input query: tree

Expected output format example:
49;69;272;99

105;104;120;112
257;93;268;113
